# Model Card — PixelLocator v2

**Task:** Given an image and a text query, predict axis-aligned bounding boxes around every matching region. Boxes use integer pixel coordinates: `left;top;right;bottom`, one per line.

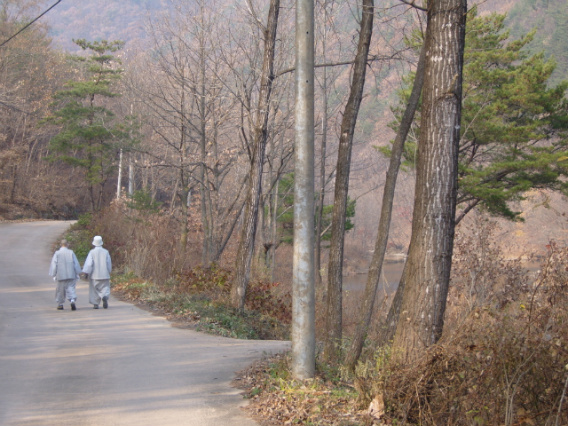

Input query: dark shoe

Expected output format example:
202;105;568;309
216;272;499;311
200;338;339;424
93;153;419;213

102;296;108;309
57;305;64;310
71;301;76;311
93;304;99;309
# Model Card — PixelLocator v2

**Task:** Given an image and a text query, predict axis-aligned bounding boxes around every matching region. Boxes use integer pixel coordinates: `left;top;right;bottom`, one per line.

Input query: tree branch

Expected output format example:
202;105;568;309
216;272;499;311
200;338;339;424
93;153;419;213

398;0;427;12
276;51;410;78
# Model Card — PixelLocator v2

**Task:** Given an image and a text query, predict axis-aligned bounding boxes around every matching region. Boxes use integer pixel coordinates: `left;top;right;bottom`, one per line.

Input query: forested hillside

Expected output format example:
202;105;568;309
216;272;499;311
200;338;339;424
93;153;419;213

507;0;568;86
1;0;566;257
0;0;564;252
42;0;163;51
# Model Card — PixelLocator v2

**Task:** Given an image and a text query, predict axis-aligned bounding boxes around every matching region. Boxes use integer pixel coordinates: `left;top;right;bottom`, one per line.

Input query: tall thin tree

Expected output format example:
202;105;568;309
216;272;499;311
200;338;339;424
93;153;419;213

231;0;281;310
346;46;426;370
323;0;374;361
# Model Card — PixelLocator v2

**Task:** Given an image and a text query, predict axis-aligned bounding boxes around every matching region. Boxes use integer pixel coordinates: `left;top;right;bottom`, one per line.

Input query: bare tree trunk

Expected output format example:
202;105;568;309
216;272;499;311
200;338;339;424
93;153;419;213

269;178;280;279
128;154;134;196
346;46;426;370
10;164;18;204
390;0;467;363
315;0;330;290
179;83;190;251
179;186;190;249
198;32;212;266
323;0;374;362
292;0;316;380
231;0;280;310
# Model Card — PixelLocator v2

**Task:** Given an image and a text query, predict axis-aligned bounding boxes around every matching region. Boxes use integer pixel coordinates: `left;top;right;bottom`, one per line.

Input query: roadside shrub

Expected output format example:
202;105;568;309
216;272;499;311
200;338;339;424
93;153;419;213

71;198;291;340
85;198;201;282
246;280;292;324
175;265;232;296
377;220;568;426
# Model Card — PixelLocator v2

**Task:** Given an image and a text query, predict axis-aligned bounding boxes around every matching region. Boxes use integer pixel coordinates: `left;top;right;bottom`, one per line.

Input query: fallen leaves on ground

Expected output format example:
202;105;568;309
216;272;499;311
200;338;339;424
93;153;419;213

233;353;379;426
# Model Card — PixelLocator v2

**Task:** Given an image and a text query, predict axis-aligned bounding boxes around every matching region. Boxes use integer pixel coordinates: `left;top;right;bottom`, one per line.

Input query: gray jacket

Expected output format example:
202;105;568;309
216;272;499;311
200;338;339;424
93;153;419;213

49;247;82;281
82;247;112;280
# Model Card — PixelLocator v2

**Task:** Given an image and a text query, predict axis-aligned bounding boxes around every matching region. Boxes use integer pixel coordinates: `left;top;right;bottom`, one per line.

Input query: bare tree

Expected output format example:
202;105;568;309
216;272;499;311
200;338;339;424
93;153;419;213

231;0;281;310
0;1;70;214
346;45;426;370
323;0;374;362
131;0;245;263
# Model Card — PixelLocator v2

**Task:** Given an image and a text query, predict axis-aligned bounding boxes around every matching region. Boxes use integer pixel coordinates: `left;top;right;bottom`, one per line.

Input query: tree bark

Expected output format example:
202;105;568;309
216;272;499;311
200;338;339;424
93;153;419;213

346;46;426;370
231;0;280;310
390;0;467;363
323;0;374;362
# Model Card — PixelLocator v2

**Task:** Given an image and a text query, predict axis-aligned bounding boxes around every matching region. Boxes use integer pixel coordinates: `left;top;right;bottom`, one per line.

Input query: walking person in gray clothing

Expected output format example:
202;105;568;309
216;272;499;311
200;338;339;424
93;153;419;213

49;239;82;311
82;235;112;309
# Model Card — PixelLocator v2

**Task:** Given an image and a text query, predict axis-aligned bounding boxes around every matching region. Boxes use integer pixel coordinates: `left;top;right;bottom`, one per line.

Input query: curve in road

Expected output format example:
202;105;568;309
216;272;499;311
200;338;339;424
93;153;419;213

0;221;289;426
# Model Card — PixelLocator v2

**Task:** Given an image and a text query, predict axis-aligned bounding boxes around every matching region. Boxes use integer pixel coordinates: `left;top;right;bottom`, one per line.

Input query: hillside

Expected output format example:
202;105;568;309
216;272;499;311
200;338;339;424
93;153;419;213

38;0;519;50
42;0;163;51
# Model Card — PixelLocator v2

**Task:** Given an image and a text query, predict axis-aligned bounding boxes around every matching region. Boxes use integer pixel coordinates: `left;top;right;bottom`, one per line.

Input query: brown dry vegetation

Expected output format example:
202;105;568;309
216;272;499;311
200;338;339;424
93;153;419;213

75;200;291;340
67;204;568;426
233;221;568;426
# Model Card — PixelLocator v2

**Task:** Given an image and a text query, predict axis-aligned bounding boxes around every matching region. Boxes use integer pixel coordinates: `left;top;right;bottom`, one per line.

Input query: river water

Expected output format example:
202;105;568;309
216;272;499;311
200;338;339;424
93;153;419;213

343;260;542;297
343;261;404;295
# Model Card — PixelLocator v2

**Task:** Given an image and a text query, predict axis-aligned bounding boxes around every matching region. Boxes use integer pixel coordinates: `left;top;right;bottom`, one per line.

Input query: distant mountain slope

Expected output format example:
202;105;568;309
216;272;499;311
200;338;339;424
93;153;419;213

43;0;512;52
42;0;164;51
42;0;560;63
506;0;568;85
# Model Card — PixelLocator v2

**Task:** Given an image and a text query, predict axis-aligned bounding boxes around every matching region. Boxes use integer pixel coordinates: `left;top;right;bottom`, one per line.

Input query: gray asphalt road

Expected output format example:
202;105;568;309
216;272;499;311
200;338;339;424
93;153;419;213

0;221;289;426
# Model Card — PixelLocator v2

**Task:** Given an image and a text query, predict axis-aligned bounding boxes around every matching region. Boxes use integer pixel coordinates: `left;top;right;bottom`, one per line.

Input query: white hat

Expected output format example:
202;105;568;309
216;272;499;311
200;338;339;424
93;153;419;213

92;236;104;246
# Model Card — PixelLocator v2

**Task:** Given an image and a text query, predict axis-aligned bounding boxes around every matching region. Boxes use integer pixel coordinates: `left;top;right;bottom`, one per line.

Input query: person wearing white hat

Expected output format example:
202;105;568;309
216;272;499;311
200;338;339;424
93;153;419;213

49;239;82;310
81;235;112;309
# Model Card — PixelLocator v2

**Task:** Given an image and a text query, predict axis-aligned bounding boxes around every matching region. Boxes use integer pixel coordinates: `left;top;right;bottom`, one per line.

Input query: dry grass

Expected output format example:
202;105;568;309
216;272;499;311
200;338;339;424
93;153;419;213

235;353;375;426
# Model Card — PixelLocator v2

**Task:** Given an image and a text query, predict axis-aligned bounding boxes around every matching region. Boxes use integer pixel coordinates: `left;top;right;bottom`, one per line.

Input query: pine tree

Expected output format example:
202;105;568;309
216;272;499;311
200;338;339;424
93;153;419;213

45;39;137;211
386;9;568;223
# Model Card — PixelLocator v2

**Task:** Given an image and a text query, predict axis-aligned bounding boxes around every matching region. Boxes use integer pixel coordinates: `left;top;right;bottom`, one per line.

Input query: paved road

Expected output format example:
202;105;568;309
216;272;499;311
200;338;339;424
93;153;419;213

0;221;289;426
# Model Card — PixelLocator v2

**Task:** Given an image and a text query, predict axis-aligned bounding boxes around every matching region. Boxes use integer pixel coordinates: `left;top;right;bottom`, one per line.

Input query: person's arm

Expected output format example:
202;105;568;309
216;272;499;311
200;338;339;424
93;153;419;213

82;252;94;275
107;252;112;275
73;252;82;275
48;252;57;277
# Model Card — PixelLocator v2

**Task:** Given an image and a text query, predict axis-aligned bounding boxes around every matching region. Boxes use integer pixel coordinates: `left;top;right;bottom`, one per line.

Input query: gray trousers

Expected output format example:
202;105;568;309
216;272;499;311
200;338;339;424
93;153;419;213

89;278;110;305
55;279;77;305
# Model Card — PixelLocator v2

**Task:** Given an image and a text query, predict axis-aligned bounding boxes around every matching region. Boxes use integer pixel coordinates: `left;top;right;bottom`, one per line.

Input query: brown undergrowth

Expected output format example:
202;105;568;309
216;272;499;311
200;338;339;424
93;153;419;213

235;220;568;426
365;220;568;426
111;266;292;340
72;201;292;340
69;206;568;426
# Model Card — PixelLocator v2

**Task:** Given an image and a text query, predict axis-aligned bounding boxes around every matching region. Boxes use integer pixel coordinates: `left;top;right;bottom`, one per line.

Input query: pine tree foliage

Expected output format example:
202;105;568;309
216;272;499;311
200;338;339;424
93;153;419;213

45;39;137;211
386;9;568;221
273;173;355;245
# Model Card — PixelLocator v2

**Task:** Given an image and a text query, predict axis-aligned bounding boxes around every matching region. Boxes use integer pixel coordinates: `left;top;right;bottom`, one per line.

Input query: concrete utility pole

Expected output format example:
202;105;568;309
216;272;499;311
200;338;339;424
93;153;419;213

292;0;315;379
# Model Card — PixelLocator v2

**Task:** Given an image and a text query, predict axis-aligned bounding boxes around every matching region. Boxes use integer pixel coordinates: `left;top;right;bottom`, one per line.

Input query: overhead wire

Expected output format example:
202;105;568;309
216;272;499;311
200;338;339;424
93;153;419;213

0;0;63;49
